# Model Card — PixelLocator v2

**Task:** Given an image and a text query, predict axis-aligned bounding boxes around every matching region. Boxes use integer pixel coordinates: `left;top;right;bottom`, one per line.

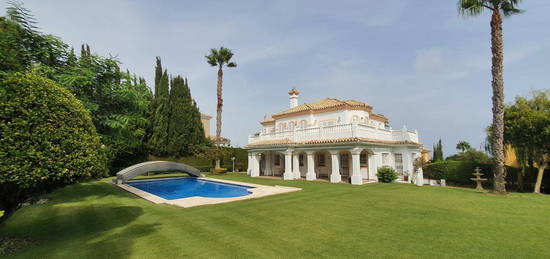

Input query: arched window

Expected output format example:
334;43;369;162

289;122;295;130
300;120;307;129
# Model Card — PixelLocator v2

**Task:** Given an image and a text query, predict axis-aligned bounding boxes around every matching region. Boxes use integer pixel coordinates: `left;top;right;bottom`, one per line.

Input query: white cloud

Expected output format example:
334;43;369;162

415;47;443;74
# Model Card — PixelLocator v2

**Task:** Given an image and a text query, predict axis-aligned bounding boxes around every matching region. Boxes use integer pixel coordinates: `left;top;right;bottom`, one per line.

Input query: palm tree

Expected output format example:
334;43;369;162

456;141;472;153
205;47;237;142
458;0;523;194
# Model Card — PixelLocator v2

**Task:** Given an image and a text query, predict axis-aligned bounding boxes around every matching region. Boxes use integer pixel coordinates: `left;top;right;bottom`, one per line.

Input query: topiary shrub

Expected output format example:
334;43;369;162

0;72;107;222
377;166;398;183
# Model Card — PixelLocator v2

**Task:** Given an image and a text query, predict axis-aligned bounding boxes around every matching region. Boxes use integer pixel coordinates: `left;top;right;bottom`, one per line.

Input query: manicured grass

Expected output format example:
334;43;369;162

1;173;550;258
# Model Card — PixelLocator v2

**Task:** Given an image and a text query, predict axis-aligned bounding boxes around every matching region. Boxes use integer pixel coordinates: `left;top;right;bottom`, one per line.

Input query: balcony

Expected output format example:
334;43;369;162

248;123;419;145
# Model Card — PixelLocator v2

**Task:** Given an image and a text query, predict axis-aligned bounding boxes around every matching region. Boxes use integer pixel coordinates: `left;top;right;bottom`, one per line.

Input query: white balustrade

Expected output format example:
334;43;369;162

248;123;419;144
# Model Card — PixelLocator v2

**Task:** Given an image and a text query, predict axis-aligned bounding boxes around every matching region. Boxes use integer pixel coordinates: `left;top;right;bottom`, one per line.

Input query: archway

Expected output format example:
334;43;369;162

115;161;202;184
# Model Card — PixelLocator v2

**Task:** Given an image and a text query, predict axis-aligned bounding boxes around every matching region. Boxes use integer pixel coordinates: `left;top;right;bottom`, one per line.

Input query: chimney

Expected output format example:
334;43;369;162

288;88;299;108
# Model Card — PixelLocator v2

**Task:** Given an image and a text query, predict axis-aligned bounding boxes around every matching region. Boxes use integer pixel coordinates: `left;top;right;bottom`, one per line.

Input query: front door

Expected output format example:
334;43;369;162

340;154;350;176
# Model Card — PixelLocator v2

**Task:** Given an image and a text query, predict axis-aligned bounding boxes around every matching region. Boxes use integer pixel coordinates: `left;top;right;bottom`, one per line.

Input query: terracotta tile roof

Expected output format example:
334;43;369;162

246;137;422;148
260;117;275;125
288;88;300;95
273;98;372;117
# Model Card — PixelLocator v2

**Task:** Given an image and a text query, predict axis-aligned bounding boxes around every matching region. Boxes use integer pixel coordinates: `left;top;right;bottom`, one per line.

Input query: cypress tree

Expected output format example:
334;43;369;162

166;76;207;156
432;139;444;162
184;78;206;149
167;76;189;155
154;57;162;97
148;69;170;156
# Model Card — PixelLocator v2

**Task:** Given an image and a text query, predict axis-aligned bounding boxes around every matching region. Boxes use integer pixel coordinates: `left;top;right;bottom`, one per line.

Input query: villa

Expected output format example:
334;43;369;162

246;89;426;185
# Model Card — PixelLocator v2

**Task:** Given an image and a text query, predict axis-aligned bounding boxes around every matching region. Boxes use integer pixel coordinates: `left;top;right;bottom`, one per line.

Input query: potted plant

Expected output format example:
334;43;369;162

403;170;409;182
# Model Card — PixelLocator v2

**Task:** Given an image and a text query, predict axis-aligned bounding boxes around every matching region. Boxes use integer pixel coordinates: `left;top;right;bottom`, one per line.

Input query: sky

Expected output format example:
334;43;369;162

2;0;549;156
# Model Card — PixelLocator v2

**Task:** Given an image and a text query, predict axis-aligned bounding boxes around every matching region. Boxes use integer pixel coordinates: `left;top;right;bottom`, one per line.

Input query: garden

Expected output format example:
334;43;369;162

1;173;550;258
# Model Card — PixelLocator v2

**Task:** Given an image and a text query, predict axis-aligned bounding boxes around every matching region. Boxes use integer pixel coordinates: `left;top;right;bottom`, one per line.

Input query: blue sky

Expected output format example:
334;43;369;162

3;0;549;156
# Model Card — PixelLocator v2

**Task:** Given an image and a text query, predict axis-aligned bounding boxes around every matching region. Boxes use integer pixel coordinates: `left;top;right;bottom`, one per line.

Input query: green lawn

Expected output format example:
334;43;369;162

1;173;550;258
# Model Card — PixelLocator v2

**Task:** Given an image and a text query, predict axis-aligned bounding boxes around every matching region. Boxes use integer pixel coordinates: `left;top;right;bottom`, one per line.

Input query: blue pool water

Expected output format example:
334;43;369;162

127;178;254;200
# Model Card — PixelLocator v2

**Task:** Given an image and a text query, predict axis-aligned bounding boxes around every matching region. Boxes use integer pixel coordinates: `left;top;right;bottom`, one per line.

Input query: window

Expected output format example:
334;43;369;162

300;120;307;129
360;153;368;166
382;153;390;165
317;153;325;167
289;121;295;130
394;153;403;174
299;154;304;166
274;154;281;166
352;115;359;122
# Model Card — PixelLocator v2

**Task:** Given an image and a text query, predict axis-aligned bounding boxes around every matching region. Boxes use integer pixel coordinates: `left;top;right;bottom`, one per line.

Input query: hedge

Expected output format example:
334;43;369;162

423;161;520;188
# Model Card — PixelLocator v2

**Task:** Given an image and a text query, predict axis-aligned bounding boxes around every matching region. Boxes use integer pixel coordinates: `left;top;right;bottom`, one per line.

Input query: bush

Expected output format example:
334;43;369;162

212;168;228;175
0;72;107;221
377;167;398;183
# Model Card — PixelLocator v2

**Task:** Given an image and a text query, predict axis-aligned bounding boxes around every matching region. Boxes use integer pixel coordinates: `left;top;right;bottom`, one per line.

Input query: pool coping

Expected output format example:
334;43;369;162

115;177;302;208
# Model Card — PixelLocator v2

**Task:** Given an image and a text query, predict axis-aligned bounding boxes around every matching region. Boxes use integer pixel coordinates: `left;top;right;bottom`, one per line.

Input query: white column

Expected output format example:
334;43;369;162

329;150;341;183
306;151;316;181
416;167;424;186
251;153;260;177
247;153;252;176
350;148;363;185
292;152;301;179
368;153;379;181
402;150;411;183
283;150;294;180
265;151;272;176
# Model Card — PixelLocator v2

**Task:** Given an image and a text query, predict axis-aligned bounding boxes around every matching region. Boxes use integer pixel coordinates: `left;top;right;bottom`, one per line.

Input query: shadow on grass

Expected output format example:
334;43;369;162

2;204;159;258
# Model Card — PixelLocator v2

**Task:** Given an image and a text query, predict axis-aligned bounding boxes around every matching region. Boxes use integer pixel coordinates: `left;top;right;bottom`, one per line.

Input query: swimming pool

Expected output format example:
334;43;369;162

127;178;254;200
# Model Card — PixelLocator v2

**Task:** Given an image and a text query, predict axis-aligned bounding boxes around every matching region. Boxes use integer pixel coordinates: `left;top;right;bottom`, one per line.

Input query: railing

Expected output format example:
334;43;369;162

248;123;419;144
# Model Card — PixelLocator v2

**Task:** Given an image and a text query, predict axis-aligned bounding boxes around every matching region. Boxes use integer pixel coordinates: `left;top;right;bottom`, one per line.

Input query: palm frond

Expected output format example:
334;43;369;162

457;0;486;16
205;47;237;68
6;0;40;33
501;0;523;16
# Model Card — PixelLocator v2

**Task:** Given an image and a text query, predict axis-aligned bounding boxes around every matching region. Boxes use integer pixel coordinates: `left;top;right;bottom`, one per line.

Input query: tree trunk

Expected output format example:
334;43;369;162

517;166;525;192
534;156;548;193
215;159;221;169
490;9;507;194
216;67;223;139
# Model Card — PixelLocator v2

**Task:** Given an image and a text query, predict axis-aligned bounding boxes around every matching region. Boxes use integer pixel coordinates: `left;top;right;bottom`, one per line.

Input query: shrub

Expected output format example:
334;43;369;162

377;167;398;183
212;168;228;175
0;72;107;222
